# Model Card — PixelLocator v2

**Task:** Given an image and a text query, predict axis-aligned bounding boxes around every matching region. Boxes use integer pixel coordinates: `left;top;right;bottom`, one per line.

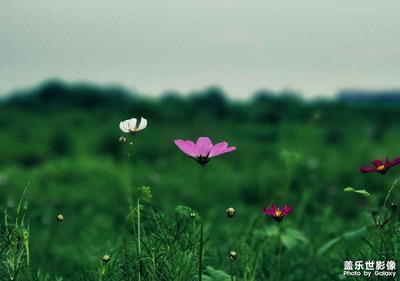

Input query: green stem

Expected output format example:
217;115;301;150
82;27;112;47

24;238;29;267
275;224;283;281
361;237;381;257
235;265;238;281
99;263;108;281
13;236;19;281
16;183;29;226
382;178;398;213
193;218;197;257
230;261;234;281
137;197;142;281
199;224;204;281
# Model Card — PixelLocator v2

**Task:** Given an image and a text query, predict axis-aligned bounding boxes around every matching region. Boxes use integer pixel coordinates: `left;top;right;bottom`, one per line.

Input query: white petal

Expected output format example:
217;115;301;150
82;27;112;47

127;118;138;131
119;120;130;133
137;117;147;131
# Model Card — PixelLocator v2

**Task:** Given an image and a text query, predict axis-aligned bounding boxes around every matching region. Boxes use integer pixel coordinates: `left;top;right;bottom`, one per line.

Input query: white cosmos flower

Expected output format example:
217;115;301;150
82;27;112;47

119;117;147;133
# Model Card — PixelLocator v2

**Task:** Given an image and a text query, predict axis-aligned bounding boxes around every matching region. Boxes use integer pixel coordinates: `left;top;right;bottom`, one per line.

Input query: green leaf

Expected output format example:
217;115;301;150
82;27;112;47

280;150;301;163
317;226;368;258
203;266;231;281
344;187;370;197
281;228;308;250
343;226;367;241
175;205;200;222
138;186;152;203
316;237;342;258
265;225;279;237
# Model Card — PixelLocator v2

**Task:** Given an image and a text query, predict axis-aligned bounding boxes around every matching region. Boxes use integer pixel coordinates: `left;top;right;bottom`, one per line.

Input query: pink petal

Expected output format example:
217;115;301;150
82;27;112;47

281;205;292;216
384;157;391;167
196;137;213;157
360;166;376;173
268;203;278;215
391;157;400;166
174;139;197;157
372;159;383;168
209;142;236;158
263;207;274;216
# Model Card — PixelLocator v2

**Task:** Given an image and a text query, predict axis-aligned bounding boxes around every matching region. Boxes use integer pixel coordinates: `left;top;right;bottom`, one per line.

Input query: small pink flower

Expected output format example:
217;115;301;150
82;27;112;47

263;203;292;222
360;157;400;175
174;137;236;165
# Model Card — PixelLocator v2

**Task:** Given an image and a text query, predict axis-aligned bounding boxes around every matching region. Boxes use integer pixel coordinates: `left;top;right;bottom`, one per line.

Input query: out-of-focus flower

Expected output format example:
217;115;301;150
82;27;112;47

57;214;64;222
263;203;292;222
229;250;237;260
226;207;235;218
102;255;110;263
119;117;147;133
360;157;400;175
174;137;236;165
119;136;127;142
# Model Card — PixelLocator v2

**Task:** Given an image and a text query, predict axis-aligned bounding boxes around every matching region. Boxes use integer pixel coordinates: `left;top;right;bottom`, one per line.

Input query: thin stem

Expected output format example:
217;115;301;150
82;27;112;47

23;233;29;266
193;218;197;257
137;197;142;281
382;178;398;213
230;261;234;281
275;224;283;281
235;265;238;281
361;237;381;257
199;224;204;281
16;183;29;226
98;262;108;281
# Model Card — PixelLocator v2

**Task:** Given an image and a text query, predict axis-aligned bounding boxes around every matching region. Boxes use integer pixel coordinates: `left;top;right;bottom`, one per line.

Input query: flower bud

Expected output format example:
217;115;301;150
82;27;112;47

226;207;235;218
119;136;126;142
391;203;397;210
190;211;196;219
229;250;237;260
57;214;64;222
102;255;110;263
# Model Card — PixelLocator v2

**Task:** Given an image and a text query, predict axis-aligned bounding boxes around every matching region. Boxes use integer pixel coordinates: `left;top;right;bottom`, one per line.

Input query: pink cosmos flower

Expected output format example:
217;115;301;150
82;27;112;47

263;203;292;222
360;157;400;175
174;137;236;165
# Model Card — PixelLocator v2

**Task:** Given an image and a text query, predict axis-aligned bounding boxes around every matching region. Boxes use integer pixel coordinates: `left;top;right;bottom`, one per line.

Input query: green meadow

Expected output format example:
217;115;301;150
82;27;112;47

0;80;399;280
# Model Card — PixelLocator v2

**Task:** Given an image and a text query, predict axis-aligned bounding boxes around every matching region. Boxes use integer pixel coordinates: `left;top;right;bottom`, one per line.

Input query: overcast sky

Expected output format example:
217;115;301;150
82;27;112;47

1;1;399;99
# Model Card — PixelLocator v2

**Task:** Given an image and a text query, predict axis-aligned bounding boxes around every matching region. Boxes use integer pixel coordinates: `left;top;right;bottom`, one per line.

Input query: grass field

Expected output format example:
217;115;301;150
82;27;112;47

0;81;399;280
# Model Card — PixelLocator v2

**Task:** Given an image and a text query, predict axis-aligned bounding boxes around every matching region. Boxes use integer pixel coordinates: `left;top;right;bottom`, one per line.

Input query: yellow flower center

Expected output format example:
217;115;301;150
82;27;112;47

377;165;385;171
275;210;282;217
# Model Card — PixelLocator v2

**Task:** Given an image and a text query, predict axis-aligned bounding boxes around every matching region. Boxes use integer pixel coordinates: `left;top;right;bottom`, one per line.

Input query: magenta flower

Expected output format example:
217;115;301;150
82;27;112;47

360;157;400;175
263;204;292;222
174;137;236;165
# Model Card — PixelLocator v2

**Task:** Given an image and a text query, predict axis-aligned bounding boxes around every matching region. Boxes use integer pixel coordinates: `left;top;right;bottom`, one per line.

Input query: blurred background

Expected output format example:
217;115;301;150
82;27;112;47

1;1;400;279
1;1;400;99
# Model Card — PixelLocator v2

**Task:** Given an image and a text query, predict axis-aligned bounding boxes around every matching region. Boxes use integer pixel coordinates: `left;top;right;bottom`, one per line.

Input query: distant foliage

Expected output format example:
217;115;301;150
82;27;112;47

1;80;400;280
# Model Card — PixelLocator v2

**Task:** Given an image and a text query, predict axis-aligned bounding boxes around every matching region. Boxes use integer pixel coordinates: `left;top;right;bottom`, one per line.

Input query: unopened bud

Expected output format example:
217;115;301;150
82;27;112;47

57;214;64;222
229;250;237;260
119;136;126;142
226;207;235;218
190;211;196;218
391;203;397;210
102;255;110;263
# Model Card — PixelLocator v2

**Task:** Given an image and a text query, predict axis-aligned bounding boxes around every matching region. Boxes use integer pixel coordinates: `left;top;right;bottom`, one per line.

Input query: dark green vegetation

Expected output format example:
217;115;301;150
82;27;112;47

1;80;400;280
